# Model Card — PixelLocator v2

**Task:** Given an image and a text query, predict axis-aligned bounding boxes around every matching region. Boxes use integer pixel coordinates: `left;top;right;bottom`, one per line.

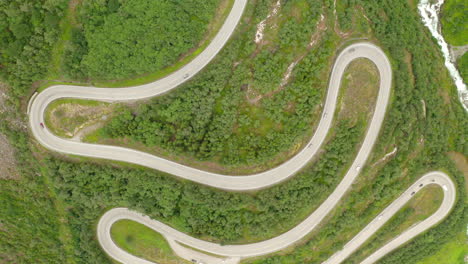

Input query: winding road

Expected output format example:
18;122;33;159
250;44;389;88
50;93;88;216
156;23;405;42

28;0;457;263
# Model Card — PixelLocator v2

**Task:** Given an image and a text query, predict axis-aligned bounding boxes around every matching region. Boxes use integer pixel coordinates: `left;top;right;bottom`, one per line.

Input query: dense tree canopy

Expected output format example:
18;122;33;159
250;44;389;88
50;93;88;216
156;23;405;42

100;0;328;168
0;0;66;97
64;0;221;80
0;0;466;263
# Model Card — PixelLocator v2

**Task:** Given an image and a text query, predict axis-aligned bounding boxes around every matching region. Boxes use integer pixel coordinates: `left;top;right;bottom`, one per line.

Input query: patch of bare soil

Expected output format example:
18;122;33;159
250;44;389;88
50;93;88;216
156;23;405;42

0;84;8;114
450;44;468;62
49;103;114;138
371;147;398;167
0;133;19;180
308;14;327;48
254;0;281;46
246;12;328;105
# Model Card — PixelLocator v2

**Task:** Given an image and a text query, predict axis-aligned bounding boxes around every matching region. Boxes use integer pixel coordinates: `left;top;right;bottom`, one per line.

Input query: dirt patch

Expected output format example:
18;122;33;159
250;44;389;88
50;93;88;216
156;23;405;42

254;0;281;45
0;83;8;114
371;147;398;167
439;88;451;105
0;133;19;180
246;12;328;105
309;14;327;48
450;44;468;62
47;102;114;138
404;50;415;87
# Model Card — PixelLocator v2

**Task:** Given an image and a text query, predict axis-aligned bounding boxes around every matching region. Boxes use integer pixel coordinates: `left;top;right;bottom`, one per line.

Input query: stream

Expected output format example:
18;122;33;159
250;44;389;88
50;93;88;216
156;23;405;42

418;0;468;111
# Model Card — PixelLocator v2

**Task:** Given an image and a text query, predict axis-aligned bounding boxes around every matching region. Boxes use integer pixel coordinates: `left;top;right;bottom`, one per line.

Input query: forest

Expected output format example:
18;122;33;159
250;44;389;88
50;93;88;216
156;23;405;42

0;0;67;99
99;0;329;169
0;122;69;263
0;0;466;263
63;0;222;80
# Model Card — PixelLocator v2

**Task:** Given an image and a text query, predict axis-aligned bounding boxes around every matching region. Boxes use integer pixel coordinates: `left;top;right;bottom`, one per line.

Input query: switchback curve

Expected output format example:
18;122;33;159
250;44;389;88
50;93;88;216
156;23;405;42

97;172;455;264
27;0;457;263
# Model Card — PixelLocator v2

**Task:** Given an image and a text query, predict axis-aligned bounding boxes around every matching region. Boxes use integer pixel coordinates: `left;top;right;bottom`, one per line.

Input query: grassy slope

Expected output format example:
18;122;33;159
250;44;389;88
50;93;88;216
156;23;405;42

440;0;468;46
416;230;467;264
47;0;76;80
110;220;189;264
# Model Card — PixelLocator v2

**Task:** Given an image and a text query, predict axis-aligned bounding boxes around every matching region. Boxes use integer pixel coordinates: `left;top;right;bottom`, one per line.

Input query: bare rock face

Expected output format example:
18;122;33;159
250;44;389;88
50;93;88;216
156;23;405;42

449;45;468;62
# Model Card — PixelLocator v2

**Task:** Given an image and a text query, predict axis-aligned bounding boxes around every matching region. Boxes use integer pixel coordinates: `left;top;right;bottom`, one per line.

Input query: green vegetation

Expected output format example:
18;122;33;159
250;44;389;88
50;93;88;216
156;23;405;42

441;0;468;46
93;0;234;88
36;27;379;257
338;58;379;123
47;118;364;242
61;0;223;81
0;121;70;263
457;52;468;81
0;0;67;99
243;0;468;262
91;0;330;172
0;0;467;263
111;220;188;264
416;230;467;264
345;185;444;263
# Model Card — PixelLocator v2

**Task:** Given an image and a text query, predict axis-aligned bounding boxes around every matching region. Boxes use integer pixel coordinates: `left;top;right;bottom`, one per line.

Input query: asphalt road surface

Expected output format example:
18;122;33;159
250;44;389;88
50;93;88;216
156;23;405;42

323;172;456;264
29;10;391;192
28;0;457;263
98;172;455;264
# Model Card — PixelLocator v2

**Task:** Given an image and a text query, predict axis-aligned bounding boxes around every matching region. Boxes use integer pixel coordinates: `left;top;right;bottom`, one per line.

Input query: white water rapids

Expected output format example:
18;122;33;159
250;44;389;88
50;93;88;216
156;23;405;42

418;0;468;111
